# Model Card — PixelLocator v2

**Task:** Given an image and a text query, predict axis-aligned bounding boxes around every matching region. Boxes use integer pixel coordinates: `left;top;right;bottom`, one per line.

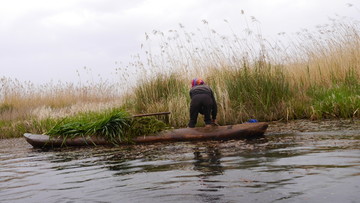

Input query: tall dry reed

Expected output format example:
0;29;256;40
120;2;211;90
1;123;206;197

1;14;359;138
130;15;360;125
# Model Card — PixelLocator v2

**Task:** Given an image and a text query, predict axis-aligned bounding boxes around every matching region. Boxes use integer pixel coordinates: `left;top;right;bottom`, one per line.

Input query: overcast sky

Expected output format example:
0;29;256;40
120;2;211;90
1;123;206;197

0;0;359;84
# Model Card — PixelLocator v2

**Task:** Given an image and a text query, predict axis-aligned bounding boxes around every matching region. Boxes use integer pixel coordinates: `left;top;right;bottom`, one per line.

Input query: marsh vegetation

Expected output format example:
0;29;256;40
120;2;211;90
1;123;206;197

1;15;359;139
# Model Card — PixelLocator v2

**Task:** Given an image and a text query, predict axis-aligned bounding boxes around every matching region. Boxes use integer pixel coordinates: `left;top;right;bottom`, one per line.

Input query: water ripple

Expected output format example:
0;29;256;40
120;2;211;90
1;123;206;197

1;130;359;202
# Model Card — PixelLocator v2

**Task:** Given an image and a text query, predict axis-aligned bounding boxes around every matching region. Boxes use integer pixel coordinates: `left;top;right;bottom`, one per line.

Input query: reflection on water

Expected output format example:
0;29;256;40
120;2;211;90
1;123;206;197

1;129;360;203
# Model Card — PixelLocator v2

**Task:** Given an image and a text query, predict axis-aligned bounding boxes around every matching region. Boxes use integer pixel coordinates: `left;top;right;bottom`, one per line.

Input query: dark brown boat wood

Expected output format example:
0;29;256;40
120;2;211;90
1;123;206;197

24;122;268;148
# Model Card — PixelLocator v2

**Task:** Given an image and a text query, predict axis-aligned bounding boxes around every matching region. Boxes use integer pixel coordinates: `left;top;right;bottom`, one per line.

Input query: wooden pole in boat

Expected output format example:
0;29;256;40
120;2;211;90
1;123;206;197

132;112;171;118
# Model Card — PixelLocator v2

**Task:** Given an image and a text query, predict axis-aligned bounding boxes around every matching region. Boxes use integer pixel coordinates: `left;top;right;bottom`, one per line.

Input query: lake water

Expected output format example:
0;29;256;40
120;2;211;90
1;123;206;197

1;121;360;203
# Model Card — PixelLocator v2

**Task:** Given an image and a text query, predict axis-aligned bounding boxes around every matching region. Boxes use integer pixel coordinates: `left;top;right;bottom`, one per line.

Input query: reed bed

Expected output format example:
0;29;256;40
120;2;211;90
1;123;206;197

1;15;359;139
131;16;359;125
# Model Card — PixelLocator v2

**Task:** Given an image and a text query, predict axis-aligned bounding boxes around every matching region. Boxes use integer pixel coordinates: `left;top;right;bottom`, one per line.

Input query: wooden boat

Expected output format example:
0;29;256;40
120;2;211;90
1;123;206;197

24;122;268;148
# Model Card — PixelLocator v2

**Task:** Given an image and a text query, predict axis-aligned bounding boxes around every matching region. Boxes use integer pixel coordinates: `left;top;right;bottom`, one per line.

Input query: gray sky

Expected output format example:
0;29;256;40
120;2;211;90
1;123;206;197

0;0;359;84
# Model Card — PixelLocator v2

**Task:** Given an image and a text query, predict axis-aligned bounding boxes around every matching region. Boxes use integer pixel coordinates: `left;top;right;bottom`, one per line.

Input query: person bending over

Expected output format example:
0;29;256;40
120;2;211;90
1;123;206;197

188;78;217;128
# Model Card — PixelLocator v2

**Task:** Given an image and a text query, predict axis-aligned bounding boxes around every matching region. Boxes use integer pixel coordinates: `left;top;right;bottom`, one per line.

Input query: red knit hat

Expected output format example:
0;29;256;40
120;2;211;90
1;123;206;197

191;78;204;87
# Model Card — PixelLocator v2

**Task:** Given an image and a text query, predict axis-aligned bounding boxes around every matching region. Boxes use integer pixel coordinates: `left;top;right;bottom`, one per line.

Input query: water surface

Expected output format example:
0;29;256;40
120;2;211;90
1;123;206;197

1;123;359;203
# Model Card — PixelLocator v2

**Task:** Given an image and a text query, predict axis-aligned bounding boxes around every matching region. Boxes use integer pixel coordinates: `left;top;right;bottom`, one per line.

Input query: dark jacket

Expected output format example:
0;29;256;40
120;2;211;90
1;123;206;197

189;84;217;120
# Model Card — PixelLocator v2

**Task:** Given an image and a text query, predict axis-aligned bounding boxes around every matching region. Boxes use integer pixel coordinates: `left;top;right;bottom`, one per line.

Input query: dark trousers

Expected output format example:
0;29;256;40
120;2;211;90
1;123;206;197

188;94;213;128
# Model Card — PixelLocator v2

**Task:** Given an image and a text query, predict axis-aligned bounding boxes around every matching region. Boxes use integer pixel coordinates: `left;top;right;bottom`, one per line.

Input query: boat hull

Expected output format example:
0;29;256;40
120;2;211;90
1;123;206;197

24;122;268;148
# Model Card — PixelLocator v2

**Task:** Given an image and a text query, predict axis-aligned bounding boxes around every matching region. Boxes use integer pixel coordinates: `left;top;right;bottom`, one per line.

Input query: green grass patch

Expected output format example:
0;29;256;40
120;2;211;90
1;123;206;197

133;73;187;112
308;84;360;118
223;64;292;120
46;108;169;144
0;103;13;114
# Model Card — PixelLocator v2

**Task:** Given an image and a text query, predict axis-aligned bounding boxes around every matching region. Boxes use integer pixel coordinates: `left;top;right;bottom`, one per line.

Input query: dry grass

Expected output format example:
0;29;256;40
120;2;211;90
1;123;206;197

0;78;122;121
1;15;360;138
284;18;360;88
130;16;359;124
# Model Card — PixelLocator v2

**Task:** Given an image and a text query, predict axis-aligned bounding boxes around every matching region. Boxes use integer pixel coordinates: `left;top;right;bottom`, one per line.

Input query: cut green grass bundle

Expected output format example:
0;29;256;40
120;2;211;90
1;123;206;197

46;109;169;144
128;116;170;138
46;109;132;143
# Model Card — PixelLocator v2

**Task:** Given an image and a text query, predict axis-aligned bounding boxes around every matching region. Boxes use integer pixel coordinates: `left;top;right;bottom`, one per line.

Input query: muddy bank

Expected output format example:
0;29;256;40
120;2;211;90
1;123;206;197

266;118;360;134
1;119;359;140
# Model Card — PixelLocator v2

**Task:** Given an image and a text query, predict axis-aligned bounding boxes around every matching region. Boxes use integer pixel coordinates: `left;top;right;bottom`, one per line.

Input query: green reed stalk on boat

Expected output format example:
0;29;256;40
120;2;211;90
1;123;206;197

46;109;169;144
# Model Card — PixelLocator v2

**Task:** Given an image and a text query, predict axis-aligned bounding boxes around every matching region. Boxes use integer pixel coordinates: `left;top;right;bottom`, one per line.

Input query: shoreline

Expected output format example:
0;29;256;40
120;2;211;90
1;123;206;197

1;118;359;140
266;118;360;134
